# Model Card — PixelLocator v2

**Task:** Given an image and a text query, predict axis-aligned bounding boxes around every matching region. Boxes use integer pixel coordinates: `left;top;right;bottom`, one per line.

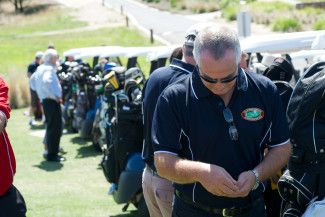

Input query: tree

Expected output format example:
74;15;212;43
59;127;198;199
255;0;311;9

8;0;26;13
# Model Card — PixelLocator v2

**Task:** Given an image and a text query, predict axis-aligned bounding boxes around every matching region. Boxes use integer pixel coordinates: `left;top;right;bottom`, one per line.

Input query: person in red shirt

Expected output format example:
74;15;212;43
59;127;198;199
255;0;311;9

0;77;27;217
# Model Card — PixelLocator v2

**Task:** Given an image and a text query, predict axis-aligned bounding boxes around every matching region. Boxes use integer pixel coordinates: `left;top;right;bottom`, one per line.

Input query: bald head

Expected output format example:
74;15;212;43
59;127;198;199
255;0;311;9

193;25;241;67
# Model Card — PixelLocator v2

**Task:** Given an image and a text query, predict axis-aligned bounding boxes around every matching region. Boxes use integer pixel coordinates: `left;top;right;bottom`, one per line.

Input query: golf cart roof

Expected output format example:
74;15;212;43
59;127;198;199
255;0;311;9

99;46;159;58
63;46;122;59
147;45;179;61
241;30;325;54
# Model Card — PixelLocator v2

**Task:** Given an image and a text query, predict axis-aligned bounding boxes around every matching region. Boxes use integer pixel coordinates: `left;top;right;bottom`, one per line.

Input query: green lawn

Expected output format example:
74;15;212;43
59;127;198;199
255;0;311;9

0;26;158;78
8;108;138;217
0;10;87;39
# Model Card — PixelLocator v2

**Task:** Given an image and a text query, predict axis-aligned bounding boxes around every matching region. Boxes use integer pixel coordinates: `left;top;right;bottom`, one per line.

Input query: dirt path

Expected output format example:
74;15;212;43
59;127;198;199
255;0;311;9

55;0;124;26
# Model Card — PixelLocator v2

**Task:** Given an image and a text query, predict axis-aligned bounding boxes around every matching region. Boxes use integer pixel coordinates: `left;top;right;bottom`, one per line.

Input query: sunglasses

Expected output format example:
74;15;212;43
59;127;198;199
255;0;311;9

197;66;238;84
223;107;238;141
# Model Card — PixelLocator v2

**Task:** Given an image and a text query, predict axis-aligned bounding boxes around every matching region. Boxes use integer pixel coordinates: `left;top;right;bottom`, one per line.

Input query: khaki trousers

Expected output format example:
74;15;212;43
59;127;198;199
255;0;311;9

142;167;174;217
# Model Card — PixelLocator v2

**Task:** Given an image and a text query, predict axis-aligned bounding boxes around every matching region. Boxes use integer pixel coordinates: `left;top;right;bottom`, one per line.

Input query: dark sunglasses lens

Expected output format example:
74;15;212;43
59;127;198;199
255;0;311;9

200;74;218;83
223;108;234;123
229;125;238;141
221;75;238;83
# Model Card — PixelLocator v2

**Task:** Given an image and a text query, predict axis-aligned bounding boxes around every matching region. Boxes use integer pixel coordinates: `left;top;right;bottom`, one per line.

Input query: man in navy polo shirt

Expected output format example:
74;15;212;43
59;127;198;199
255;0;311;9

153;25;292;217
142;25;200;217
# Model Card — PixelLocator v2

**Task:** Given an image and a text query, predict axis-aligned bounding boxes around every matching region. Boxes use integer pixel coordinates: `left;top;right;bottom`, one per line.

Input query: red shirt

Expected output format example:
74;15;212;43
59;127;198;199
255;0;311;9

0;77;16;196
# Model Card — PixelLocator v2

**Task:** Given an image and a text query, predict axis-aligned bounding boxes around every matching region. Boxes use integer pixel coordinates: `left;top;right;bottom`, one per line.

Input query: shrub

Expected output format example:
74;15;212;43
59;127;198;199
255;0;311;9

272;18;301;32
219;0;239;9
19;80;30;108
313;18;325;30
170;0;177;8
250;1;293;13
8;80;19;109
222;5;239;21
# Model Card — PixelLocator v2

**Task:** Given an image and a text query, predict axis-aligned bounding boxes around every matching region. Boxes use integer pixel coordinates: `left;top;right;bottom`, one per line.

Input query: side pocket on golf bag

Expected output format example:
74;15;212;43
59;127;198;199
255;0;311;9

101;145;118;183
278;169;317;207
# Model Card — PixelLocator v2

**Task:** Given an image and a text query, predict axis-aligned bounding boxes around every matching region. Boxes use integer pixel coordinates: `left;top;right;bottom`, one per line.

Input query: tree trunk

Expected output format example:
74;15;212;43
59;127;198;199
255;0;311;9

18;0;23;12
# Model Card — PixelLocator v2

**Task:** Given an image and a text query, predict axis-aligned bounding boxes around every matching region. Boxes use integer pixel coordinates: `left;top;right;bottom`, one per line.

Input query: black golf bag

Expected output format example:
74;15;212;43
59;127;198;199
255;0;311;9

278;61;325;217
101;67;144;184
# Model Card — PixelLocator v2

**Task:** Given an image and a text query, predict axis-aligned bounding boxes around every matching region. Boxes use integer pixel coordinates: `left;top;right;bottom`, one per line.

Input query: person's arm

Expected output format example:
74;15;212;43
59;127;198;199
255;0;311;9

255;142;291;182
152;92;238;198
27;64;33;78
155;153;239;197
44;69;62;102
0;110;7;132
0;78;10;132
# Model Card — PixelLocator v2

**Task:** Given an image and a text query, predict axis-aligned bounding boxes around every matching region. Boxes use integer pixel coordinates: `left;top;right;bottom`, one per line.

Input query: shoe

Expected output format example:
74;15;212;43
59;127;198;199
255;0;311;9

45;154;66;162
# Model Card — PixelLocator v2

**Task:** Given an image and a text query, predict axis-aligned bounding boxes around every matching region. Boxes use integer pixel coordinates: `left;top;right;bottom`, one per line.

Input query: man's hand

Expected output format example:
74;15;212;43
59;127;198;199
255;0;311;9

198;164;239;198
0;111;7;132
236;171;256;197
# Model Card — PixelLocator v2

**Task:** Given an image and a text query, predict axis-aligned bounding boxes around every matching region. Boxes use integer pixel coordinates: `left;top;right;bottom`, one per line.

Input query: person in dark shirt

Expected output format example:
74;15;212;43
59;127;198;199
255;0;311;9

27;51;43;125
153;24;292;217
142;24;201;217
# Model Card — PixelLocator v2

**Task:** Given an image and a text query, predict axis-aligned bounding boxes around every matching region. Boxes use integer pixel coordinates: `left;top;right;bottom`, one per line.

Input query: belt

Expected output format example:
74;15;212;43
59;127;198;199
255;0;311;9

175;190;260;217
145;164;160;177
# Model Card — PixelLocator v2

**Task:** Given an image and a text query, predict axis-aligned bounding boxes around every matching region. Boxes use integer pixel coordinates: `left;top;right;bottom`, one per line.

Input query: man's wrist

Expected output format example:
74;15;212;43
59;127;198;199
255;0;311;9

250;169;260;190
0;110;7;131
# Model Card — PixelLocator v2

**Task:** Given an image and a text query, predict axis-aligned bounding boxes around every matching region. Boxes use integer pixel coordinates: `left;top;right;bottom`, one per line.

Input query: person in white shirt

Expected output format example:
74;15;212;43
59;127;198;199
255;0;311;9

30;49;65;162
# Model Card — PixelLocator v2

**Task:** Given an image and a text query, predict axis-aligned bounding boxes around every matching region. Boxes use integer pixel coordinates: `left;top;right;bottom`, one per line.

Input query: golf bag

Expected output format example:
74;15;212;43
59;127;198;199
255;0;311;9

278;61;325;217
101;67;144;184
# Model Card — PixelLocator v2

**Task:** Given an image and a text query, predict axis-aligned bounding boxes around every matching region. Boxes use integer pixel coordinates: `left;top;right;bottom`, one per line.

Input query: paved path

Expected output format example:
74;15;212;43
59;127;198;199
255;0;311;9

104;0;274;45
53;0;274;45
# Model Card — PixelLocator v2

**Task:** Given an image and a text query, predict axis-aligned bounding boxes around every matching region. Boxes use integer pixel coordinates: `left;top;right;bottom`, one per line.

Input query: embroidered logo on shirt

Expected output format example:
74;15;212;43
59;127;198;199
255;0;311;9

241;108;264;121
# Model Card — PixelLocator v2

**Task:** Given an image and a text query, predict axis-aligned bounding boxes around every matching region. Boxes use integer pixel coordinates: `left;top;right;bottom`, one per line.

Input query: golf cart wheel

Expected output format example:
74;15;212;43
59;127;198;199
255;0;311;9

137;196;150;217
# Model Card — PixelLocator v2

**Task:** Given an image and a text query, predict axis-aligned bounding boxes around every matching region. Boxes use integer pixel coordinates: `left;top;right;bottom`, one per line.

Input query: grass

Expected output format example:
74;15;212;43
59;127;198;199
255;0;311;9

0;2;159;108
8;108;138;217
272;18;302;32
0;27;159;77
0;11;87;39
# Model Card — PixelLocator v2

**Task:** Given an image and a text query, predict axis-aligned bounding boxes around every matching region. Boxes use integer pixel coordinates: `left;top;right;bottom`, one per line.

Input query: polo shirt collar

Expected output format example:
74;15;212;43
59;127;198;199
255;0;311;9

170;58;195;74
191;67;248;99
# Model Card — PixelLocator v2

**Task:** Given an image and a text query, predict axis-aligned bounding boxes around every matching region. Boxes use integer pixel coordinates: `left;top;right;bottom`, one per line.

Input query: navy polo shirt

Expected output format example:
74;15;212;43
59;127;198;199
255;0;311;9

142;58;195;170
152;68;289;208
27;61;39;75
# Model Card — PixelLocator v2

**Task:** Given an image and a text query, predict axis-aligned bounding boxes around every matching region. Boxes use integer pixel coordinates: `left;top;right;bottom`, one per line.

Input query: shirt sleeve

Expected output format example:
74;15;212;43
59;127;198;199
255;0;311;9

43;70;62;98
0;77;10;119
27;64;33;74
268;87;290;148
152;94;182;155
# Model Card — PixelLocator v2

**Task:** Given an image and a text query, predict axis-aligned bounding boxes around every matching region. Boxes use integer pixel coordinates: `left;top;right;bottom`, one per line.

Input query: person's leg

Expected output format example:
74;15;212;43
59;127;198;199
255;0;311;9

152;175;174;217
29;89;36;116
42;100;62;159
0;185;27;217
142;168;163;217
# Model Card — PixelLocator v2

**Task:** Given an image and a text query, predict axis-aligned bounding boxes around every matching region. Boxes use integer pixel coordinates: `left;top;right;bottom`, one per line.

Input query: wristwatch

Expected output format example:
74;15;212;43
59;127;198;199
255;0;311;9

251;169;260;191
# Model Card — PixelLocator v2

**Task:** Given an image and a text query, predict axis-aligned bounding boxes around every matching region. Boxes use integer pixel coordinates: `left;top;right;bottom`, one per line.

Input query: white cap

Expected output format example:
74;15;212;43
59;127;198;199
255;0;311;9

35;51;44;59
184;23;208;47
43;49;58;64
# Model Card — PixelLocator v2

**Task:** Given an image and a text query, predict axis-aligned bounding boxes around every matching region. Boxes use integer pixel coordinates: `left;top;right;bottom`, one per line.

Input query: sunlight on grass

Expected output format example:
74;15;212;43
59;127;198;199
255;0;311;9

8;108;137;217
